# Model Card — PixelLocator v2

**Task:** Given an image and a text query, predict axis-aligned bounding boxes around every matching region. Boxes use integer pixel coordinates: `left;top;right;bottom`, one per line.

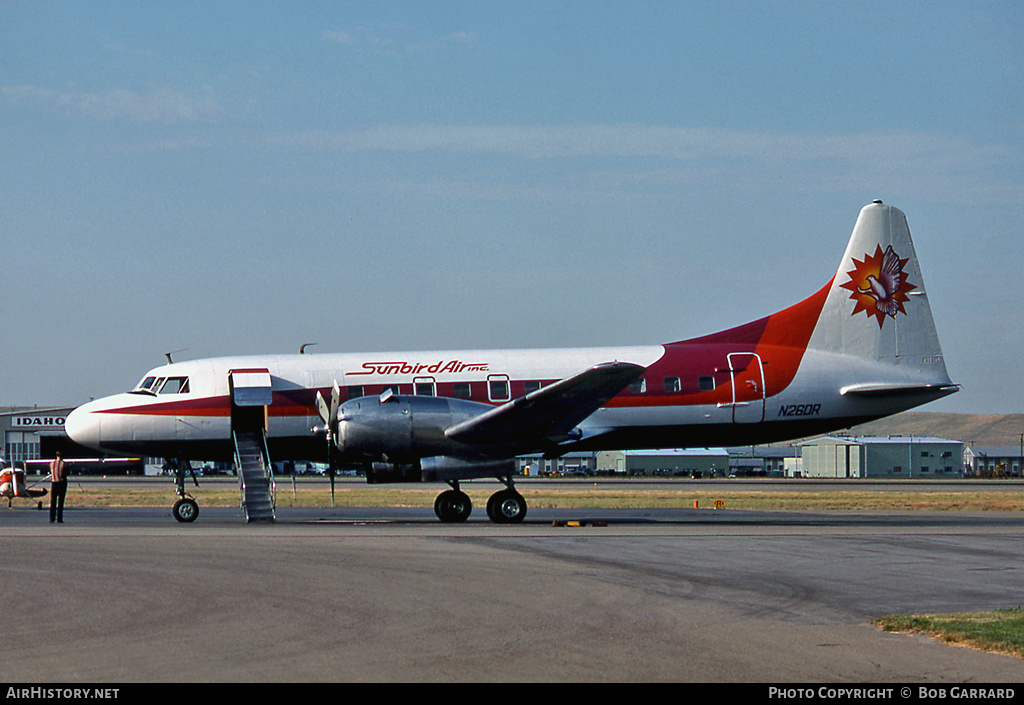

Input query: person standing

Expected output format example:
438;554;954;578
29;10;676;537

49;452;68;523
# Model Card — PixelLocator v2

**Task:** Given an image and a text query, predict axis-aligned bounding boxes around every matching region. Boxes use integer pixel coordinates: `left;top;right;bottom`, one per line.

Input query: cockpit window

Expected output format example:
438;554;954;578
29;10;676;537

131;376;161;395
158;377;189;394
131;375;189;395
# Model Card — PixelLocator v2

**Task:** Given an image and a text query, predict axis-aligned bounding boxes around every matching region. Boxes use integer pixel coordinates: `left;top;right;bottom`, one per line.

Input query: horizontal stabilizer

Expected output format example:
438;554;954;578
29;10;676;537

840;382;960;398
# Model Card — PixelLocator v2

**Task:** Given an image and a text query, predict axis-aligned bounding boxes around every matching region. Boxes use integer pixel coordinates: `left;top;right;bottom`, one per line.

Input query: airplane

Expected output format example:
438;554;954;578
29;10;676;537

0;461;48;509
64;201;958;523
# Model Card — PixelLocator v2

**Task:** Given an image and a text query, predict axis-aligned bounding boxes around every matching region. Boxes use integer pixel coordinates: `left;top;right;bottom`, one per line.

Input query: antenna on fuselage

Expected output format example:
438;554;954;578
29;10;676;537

164;348;189;364
300;343;318;354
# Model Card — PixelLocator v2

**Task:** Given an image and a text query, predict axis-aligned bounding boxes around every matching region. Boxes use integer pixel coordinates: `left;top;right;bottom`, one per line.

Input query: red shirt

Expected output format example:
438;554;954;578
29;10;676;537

50;457;68;482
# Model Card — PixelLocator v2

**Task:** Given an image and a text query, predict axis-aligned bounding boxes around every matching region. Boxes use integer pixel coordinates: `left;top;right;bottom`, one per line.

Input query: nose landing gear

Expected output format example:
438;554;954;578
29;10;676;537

170;459;200;523
172;496;199;523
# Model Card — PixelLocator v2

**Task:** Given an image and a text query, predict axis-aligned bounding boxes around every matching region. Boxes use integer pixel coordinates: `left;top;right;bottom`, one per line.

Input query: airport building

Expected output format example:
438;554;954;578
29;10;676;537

727;446;801;477
798;435;963;478
595;448;730;477
1;406;76;465
516;452;596;476
964;446;1023;478
1;406;143;474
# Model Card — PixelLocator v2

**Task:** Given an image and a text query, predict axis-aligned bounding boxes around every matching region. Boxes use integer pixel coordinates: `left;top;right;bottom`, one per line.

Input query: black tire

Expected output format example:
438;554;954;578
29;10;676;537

434;490;472;523
172;498;199;523
487;489;527;524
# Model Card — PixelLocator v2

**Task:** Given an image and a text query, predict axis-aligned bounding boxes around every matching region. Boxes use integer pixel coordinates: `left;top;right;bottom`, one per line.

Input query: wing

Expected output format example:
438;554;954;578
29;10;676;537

445;361;646;447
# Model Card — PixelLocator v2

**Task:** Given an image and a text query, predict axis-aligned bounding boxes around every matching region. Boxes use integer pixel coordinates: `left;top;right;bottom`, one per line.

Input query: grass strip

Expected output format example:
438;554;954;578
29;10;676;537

52;482;1024;511
874;609;1024;659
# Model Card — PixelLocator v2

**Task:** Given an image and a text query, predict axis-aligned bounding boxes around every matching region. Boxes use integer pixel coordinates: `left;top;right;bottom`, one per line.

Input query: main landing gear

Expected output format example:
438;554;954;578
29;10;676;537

433;478;527;524
434;484;472;523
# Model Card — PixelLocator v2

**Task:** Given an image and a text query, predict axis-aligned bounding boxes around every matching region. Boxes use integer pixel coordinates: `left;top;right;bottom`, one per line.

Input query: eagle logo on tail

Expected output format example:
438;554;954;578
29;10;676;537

840;245;916;327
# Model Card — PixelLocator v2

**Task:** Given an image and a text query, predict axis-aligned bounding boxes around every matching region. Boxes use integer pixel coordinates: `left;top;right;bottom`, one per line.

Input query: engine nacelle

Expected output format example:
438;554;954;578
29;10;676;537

337;393;492;464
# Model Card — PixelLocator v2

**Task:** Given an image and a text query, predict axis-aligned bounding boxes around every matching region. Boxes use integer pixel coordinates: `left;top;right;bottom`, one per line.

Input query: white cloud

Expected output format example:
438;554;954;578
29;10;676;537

443;31;478;45
320;26;393;50
1;84;221;124
322;26;477;53
261;125;1023;205
321;30;355;44
262;124;989;161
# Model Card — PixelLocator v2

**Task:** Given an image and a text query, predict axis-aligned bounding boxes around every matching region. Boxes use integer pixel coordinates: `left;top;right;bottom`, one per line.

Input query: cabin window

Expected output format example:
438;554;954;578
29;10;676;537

524;381;543;395
453;382;472;398
488;375;511;402
629;378;646;394
663;377;681;393
346;385;364;399
698;376;715;392
414;377;436;396
158;377;189;394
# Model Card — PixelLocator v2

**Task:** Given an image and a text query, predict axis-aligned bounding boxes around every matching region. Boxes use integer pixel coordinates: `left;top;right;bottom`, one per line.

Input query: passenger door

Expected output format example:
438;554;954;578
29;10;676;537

727;352;765;424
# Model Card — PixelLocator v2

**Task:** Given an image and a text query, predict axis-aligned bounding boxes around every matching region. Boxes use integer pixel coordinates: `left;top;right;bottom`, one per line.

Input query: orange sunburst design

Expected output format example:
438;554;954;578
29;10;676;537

839;244;917;328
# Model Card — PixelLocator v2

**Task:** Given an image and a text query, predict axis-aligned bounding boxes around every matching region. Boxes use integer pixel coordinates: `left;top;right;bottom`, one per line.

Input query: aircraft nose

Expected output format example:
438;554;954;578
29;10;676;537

64;403;101;450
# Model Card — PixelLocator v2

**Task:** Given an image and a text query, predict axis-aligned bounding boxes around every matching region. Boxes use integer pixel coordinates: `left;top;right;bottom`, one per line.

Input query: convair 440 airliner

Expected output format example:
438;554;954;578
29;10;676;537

66;202;957;523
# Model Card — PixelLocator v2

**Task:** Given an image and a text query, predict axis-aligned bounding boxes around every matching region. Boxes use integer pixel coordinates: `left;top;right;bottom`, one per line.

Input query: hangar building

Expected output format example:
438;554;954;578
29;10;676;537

798;435;963;478
1;406;76;465
596;448;730;477
1;406;142;474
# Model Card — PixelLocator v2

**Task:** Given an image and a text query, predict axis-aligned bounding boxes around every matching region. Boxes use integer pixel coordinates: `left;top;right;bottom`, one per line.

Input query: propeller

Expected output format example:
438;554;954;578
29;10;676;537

315;381;342;506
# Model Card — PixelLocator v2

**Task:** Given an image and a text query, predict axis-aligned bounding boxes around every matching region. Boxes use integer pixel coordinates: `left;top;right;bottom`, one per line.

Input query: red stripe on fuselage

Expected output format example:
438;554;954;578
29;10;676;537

96;393;311;418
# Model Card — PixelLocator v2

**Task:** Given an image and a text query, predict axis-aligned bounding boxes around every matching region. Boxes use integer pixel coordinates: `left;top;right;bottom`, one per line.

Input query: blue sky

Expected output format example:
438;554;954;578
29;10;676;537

2;1;1022;414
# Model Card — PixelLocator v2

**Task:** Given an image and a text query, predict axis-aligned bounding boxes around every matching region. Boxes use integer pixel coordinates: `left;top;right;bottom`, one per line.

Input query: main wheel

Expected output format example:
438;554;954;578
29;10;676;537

434;490;472;523
172;497;199;523
486;489;527;524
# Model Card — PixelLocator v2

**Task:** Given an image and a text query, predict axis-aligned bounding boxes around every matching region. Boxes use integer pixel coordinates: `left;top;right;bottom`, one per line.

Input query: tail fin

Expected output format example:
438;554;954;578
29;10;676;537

810;201;957;398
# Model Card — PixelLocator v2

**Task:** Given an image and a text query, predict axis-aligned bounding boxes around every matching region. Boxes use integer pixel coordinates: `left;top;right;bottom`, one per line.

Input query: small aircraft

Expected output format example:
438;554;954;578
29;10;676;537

0;462;48;509
65;201;957;523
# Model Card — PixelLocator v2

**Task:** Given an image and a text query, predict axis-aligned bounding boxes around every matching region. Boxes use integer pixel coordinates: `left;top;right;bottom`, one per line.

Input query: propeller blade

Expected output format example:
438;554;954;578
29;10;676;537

315;382;343;507
315;390;330;427
330;381;341;427
329;381;340;507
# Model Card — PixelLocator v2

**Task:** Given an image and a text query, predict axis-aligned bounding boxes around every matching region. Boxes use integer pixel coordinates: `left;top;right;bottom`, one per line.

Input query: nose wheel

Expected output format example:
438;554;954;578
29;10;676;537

172;497;199;523
170;459;200;523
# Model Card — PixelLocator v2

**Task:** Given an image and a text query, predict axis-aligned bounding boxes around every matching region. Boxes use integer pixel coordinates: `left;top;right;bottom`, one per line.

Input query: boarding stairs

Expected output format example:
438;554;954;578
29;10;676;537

233;430;276;522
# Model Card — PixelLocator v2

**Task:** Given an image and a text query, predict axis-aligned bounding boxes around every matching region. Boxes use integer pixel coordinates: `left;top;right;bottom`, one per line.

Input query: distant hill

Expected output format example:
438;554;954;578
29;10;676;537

843;412;1024;448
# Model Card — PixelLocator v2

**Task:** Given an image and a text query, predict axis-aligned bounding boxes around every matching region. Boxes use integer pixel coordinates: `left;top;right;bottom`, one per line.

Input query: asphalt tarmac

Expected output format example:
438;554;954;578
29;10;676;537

2;502;1023;683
